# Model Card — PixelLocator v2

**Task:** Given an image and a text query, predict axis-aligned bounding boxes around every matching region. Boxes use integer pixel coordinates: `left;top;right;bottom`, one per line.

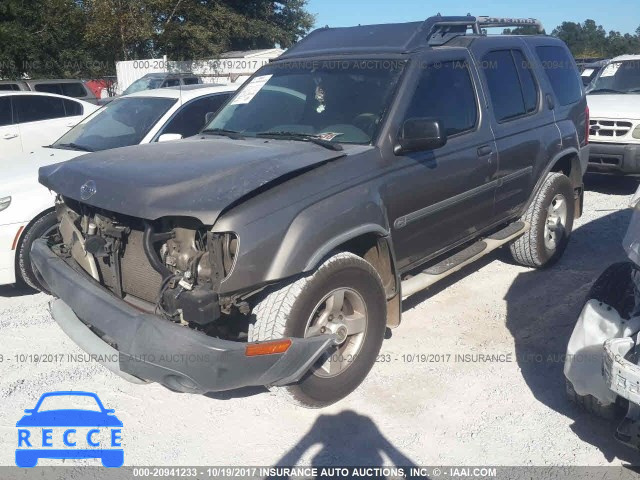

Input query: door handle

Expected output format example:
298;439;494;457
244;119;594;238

477;145;493;157
2;133;18;140
65;122;77;127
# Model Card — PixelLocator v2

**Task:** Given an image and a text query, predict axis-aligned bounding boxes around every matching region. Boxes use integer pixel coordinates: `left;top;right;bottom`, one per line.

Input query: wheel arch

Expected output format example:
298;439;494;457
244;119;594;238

306;228;402;329
14;207;56;272
524;148;583;218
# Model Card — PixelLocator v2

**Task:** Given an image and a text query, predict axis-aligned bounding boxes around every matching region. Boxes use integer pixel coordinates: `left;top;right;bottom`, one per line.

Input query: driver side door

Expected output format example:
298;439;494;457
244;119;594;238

386;52;499;271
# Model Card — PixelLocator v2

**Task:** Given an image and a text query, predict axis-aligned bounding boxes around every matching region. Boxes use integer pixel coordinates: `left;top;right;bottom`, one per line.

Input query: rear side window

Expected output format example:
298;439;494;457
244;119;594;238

404;60;478;137
483;50;536;122
34;83;62;95
535;46;582;106
61;83;88;98
0;97;12;126
512;50;538;113
63;99;84;116
14;95;66;123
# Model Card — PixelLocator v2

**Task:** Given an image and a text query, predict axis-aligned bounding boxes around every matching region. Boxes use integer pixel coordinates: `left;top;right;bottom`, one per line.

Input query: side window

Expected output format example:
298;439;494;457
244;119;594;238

14;95;66;123
535;45;582;106
0;97;12;126
0;84;20;91
34;83;63;95
512;50;538;113
164;79;180;87
161;94;231;138
63;99;84;117
404;60;478;137
61;83;88;98
183;78;200;85
483;50;529;122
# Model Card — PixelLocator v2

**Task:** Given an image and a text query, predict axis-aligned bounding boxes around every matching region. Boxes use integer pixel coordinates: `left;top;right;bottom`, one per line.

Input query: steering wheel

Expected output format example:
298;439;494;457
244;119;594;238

352;113;378;136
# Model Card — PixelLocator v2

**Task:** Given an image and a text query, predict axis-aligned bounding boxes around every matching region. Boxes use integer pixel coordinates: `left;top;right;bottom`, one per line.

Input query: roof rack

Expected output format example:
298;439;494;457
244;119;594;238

424;15;544;46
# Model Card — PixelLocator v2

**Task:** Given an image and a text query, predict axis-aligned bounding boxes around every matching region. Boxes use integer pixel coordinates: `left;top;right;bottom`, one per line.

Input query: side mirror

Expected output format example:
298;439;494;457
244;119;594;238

24;409;35;414
394;118;447;155
158;133;183;143
205;112;216;124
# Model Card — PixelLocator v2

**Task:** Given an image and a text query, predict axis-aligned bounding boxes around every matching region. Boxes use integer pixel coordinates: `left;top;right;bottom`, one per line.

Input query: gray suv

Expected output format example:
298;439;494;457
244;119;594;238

33;15;589;407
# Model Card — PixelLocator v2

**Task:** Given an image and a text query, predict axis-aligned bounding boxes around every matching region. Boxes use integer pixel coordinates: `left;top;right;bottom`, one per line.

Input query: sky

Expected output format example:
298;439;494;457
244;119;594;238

306;0;640;35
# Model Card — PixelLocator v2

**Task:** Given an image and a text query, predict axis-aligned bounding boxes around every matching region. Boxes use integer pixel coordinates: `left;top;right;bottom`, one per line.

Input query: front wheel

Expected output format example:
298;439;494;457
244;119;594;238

510;172;575;268
249;252;387;408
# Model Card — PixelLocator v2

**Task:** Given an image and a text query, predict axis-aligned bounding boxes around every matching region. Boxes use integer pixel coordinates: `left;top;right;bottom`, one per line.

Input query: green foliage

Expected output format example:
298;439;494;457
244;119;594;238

0;0;314;78
552;20;640;58
0;8;638;81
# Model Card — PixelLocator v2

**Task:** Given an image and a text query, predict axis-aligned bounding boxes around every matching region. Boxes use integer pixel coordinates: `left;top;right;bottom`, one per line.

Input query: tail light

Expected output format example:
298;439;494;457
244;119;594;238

585;105;590;145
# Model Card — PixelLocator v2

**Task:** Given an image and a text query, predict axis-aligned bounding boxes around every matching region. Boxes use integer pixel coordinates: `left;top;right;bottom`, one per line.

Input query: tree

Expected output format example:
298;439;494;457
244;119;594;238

0;0;92;79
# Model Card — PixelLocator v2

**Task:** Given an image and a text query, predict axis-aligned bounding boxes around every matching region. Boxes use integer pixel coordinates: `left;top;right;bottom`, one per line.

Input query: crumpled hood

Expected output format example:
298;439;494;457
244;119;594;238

587;94;640;120
39;137;348;224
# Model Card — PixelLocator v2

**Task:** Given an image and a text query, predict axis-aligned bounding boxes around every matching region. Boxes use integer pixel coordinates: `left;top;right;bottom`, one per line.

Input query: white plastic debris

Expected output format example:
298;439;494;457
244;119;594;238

564;300;640;405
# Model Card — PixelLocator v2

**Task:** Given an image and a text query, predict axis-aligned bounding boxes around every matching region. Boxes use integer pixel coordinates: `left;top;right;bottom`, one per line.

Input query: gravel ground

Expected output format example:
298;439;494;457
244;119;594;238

2;173;640;471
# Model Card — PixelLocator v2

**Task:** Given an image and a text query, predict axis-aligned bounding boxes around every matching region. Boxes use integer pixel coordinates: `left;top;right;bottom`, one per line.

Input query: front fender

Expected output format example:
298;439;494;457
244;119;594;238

217;184;389;294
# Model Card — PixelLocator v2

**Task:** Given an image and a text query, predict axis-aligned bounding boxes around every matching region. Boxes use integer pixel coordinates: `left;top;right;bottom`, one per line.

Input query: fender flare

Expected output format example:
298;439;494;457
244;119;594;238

304;223;390;271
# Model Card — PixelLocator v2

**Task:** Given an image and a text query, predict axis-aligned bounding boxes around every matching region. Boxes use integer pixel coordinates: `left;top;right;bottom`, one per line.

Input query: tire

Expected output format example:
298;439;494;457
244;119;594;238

17;211;58;294
249;252;387;408
566;379;619;421
510;172;575;268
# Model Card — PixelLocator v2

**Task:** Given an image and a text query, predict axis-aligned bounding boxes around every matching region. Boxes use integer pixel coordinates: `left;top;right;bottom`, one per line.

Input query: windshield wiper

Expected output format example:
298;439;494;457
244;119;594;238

52;142;94;152
588;88;626;95
256;132;344;151
201;128;245;140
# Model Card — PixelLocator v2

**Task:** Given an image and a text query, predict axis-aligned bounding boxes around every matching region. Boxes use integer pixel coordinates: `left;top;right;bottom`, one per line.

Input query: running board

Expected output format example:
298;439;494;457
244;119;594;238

401;221;529;299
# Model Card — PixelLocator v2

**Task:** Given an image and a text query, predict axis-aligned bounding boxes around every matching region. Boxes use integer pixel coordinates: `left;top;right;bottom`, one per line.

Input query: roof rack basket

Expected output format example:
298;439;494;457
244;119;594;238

425;15;544;46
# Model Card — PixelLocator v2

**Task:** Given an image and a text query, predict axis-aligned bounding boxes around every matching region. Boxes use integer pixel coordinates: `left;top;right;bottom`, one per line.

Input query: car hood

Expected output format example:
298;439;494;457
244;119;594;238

16;410;123;427
39;137;350;225
587;94;640;119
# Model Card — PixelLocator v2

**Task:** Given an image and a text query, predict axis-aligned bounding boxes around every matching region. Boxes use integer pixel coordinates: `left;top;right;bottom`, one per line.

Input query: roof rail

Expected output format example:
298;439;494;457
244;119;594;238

424;15;544;46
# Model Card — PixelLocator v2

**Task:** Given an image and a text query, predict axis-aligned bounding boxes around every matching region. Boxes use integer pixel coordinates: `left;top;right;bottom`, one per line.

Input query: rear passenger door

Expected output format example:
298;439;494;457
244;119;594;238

387;51;498;270
473;40;559;219
14;95;85;150
0;96;21;155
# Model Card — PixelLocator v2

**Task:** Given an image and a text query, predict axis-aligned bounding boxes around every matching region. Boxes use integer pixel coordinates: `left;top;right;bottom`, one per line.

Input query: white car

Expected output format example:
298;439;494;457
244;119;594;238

0;84;238;291
586;55;640;174
0;92;98;157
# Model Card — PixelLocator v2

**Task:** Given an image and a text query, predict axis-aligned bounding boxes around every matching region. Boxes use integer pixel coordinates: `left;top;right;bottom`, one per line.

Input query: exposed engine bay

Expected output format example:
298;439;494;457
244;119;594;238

53;197;248;338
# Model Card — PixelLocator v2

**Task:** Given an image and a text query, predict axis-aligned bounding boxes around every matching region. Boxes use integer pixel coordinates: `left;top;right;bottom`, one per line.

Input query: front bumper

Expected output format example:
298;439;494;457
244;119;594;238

603;337;640;405
588;142;640;174
31;239;335;394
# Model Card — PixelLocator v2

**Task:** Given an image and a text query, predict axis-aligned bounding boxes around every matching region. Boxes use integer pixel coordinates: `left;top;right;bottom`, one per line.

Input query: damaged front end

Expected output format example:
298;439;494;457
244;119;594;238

31;196;336;394
565;186;640;450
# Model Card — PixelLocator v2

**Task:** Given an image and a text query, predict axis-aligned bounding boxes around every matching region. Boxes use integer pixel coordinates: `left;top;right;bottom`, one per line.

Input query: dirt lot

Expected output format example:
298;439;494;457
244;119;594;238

2;174;640;470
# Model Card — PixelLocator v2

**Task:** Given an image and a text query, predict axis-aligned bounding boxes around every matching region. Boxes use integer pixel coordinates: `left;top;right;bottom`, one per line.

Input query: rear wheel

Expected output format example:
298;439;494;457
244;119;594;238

17;211;58;294
510;172;575;268
249;252;387;408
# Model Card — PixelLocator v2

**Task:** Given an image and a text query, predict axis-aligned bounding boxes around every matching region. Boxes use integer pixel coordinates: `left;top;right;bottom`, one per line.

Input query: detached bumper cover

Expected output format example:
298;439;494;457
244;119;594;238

603;337;640;405
589;142;640;174
31;239;335;393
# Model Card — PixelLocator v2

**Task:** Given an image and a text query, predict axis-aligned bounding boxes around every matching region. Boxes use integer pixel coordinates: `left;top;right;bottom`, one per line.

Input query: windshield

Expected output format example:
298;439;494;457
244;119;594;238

36;395;102;412
205;59;406;145
588;60;640;94
53;97;177;152
122;76;165;96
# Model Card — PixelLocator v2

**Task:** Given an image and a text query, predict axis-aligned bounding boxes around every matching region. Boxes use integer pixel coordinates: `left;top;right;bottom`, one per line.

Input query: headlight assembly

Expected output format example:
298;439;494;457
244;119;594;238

0;196;11;212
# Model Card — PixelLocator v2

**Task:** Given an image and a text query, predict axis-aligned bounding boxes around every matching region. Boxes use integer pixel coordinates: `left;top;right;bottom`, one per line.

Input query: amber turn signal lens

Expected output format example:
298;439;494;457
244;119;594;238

245;339;292;356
